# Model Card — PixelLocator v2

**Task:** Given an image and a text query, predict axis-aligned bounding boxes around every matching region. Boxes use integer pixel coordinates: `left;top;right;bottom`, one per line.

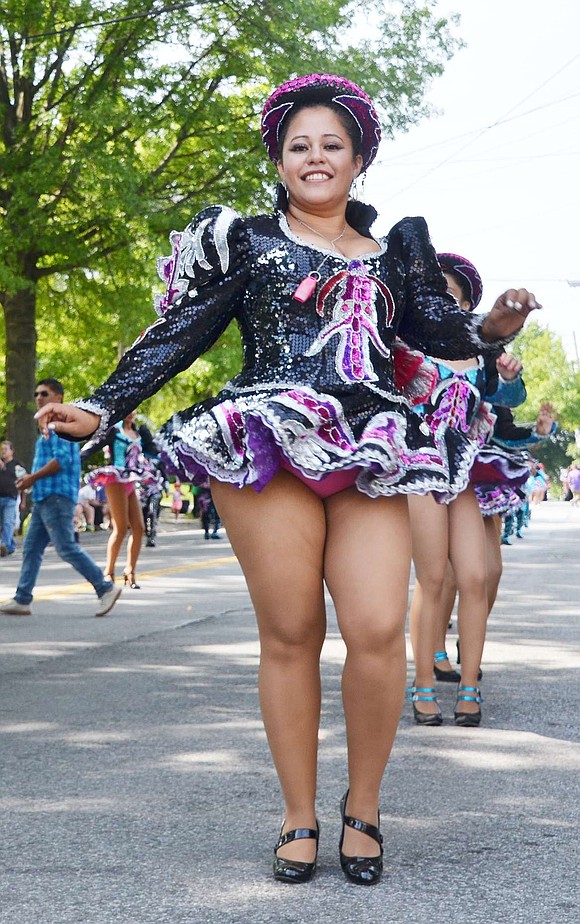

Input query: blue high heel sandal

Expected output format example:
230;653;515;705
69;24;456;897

454;685;483;727
407;685;443;726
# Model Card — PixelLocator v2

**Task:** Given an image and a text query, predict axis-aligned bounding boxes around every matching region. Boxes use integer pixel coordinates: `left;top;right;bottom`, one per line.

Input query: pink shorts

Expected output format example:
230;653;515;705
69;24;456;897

279;457;360;498
96;474;136;497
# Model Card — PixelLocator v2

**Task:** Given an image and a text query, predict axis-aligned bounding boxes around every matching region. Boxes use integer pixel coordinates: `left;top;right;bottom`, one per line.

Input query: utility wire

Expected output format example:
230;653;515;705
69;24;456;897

381;90;580;164
385;51;580;195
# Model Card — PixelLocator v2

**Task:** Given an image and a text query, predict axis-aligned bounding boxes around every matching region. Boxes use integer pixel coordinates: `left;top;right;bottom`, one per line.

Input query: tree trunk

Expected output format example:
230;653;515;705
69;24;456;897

3;285;37;469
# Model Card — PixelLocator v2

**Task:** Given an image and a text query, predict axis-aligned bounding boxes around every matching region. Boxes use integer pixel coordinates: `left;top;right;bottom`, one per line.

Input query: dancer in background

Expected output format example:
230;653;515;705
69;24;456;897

88;411;154;589
407;253;527;727
435;400;557;679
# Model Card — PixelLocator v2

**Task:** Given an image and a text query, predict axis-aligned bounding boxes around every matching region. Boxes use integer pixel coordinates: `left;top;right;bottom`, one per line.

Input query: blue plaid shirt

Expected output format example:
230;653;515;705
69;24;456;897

31;432;81;503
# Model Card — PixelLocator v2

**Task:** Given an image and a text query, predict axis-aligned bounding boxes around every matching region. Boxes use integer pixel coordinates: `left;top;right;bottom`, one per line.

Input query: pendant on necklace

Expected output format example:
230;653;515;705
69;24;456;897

293;272;321;303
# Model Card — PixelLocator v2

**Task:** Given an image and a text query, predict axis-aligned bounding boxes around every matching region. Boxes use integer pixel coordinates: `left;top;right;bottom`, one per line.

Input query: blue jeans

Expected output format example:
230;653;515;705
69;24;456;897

0;495;18;553
15;495;112;605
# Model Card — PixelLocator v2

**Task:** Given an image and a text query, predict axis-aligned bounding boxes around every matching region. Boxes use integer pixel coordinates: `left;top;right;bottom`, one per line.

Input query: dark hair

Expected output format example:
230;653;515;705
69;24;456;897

277;99;363;162
443;268;473;308
36;377;64;396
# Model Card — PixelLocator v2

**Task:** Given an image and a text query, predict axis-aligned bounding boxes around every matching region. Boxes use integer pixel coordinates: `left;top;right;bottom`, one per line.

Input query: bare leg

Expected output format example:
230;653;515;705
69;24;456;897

448;486;488;712
324;490;410;857
433;561;459;674
212;473;326;864
82;502;95;528
408;494;449;715
484;514;503;612
104;483;130;578
124;489;145;577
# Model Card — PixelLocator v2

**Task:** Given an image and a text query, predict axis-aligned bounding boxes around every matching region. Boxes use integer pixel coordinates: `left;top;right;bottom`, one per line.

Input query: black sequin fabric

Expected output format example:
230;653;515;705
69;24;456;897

74;207;507;500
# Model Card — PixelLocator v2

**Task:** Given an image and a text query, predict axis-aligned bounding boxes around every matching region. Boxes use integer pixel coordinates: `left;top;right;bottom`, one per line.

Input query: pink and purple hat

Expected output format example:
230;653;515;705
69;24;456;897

261;74;381;172
437;252;483;309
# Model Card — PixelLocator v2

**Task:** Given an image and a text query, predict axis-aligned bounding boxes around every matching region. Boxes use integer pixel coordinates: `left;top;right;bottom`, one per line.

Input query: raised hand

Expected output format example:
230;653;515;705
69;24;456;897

495;352;523;381
481;289;541;343
34;403;101;440
536;401;556;435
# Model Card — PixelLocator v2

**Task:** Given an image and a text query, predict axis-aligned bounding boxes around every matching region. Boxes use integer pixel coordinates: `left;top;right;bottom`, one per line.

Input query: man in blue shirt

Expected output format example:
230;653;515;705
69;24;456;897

0;379;122;617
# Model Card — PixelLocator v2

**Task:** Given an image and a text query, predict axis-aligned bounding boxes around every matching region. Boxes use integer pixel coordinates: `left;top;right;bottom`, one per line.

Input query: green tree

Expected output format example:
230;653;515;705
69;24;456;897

509;322;580;483
511;322;580;431
1;0;459;462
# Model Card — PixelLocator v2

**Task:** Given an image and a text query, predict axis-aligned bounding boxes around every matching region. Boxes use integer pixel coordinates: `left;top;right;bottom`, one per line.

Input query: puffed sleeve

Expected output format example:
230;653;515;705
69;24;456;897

390;218;512;359
74;206;251;440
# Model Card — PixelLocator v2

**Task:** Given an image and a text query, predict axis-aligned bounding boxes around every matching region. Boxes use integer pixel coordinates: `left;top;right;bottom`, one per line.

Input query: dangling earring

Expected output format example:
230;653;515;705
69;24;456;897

350;176;359;201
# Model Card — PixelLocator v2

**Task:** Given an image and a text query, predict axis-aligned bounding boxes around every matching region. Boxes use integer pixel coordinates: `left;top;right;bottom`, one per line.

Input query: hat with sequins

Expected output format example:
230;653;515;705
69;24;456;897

437;252;483;309
261;74;381;172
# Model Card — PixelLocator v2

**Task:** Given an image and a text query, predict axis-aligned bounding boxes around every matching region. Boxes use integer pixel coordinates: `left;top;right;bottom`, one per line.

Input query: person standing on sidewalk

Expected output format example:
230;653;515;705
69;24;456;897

34;75;541;885
0;440;27;557
0;379;122;618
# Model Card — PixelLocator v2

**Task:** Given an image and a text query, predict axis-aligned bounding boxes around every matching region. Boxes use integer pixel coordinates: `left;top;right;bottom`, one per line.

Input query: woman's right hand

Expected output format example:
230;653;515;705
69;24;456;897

481;288;541;342
34;403;101;440
536;401;556;435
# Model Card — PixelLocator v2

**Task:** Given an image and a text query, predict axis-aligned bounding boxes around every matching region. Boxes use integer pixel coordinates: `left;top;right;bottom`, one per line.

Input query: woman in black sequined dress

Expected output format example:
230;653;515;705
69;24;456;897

36;75;541;885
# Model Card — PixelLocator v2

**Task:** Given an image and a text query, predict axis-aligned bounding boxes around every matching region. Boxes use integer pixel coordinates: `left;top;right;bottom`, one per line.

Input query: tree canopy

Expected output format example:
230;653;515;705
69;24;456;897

511;322;580;433
1;0;460;462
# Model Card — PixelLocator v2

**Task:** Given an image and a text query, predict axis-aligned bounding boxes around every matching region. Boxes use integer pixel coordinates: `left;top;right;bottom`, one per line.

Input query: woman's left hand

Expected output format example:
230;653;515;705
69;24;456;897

481;289;541;342
496;352;523;381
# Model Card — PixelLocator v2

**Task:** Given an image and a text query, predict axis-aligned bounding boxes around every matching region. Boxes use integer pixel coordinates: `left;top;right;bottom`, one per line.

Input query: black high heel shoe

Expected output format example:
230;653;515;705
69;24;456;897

339;790;383;885
456;640;483;681
407;686;443;726
454;685;483;727
433;650;461;683
273;821;319;883
123;571;140;589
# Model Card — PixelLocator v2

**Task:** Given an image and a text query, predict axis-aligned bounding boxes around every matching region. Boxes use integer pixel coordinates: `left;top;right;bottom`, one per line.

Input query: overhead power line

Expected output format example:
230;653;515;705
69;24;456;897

385;51;580;196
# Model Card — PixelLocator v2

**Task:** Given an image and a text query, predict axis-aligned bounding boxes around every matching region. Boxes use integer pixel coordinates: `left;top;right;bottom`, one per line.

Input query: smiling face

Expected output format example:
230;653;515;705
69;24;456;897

276;105;363;213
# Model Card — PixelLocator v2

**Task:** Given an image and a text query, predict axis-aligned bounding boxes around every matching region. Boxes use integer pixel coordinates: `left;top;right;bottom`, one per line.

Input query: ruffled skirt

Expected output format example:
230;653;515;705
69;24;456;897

87;464;158;494
156;385;476;501
470;445;530;516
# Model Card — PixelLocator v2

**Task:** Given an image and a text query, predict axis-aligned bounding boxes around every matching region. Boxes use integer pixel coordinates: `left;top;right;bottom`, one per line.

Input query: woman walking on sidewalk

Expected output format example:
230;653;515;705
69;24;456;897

36;74;541;885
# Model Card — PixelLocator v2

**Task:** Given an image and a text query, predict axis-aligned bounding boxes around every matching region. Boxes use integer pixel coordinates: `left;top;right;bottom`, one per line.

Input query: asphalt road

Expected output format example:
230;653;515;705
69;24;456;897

0;503;578;924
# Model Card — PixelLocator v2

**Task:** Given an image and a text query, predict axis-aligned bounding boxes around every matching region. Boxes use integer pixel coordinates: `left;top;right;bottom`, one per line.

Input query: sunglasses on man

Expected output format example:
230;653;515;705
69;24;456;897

34;390;50;398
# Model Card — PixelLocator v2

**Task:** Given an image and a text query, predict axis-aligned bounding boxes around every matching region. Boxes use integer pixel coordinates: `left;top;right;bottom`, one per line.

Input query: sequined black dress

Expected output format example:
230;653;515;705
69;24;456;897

75;206;510;501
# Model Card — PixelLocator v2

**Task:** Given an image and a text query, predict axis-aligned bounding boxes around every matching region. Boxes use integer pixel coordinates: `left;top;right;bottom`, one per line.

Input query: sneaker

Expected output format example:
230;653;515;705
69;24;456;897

95;584;122;617
0;544;7;557
0;599;32;616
